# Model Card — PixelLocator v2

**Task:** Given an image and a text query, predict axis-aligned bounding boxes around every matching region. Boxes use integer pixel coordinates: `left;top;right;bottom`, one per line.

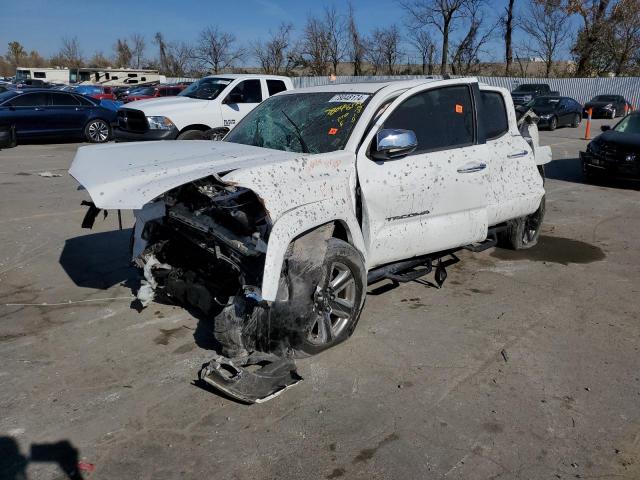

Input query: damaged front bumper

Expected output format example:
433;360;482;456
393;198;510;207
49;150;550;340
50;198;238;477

200;353;302;404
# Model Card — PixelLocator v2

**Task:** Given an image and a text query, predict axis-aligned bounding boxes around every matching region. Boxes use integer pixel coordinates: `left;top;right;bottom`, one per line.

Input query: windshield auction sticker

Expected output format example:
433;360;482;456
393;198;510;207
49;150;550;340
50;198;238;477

328;93;370;103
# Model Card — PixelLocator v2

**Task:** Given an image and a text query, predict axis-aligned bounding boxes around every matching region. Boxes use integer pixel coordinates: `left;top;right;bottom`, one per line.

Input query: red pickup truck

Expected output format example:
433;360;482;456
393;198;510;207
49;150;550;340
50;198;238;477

123;85;185;103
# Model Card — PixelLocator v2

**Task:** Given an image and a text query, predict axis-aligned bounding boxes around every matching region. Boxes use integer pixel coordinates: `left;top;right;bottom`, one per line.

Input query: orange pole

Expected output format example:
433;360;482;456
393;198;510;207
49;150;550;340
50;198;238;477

584;107;592;140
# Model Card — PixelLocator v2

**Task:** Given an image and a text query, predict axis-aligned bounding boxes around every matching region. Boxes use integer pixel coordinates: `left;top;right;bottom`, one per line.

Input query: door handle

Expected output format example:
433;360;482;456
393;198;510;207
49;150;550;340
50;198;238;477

457;162;486;174
507;150;528;158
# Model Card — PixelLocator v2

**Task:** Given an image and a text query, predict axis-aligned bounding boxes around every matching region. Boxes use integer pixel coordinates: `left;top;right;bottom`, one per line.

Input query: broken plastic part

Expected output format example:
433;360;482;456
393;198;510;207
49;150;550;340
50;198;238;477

200;352;302;404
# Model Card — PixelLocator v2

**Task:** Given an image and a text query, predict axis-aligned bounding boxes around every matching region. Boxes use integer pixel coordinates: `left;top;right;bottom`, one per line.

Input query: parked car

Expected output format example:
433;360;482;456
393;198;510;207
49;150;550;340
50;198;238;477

510;83;558;106
70;78;550;402
114;74;293;141
517;96;582;130
583;94;630;119
73;85;116;101
580;112;640;180
122;85;185;103
13;79;51;88
0;89;117;146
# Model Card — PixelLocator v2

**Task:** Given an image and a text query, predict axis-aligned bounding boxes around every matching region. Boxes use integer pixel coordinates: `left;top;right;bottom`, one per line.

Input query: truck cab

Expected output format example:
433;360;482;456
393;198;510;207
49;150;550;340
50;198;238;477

114;74;293;142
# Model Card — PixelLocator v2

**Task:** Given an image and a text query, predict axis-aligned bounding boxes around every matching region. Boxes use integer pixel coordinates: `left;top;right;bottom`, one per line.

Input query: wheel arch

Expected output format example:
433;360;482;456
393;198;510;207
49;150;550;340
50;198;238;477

178;123;212;134
260;203;366;302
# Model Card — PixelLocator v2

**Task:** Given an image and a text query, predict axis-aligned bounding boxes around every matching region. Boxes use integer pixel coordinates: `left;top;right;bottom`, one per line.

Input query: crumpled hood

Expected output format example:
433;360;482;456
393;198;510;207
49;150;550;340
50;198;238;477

124;96;209;114
69;141;301;209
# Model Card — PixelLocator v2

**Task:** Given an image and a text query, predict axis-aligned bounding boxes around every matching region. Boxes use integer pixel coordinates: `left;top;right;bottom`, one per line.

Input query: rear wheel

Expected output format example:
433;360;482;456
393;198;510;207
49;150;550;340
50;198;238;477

177;129;206;140
571;114;581;128
498;196;546;250
84;119;111;143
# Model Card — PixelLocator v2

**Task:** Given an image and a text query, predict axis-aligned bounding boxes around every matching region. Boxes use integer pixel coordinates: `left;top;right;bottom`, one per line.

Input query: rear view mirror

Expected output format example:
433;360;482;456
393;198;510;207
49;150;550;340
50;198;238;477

601;125;611;132
371;129;418;161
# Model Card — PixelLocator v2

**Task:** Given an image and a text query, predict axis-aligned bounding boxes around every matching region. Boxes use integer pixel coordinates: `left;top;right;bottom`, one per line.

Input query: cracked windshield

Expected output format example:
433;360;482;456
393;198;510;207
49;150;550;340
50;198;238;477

224;92;371;154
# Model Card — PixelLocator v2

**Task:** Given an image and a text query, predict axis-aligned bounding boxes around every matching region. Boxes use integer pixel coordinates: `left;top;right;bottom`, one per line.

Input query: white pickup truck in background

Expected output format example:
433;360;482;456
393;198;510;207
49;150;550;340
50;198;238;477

114;74;293;142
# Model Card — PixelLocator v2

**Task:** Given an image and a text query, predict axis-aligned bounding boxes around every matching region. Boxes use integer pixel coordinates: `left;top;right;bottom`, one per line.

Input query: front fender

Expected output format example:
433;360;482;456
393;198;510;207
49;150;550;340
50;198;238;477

260;200;365;302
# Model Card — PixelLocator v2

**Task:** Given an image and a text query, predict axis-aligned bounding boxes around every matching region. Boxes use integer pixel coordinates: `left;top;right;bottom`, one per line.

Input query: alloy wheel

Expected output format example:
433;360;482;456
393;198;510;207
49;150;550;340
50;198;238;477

309;262;356;345
88;121;109;142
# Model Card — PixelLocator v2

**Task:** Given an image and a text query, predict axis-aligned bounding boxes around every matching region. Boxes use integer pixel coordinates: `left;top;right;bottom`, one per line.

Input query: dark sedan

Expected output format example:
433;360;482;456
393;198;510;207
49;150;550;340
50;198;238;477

583;95;630;119
517;96;583;131
0;89;117;146
580;112;640;180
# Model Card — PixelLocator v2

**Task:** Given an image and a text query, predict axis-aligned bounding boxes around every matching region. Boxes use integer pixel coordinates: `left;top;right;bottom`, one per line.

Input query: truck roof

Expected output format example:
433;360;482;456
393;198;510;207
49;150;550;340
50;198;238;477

203;73;291;81
282;79;442;95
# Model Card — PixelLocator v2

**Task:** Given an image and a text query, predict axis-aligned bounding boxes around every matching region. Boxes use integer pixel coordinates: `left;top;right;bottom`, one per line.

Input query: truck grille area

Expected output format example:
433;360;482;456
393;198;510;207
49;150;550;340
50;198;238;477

117;108;148;132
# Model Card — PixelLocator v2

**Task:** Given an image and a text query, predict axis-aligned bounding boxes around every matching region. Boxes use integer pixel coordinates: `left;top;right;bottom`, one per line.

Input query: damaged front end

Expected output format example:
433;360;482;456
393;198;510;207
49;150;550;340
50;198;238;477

132;176;317;402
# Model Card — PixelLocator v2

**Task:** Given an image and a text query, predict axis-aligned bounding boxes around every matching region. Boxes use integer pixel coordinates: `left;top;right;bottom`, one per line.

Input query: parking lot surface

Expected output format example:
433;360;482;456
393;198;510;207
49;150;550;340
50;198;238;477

1;119;639;479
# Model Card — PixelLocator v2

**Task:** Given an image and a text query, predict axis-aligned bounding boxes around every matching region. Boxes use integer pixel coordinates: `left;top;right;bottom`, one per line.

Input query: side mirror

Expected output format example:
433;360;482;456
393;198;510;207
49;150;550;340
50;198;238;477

371;129;418;161
225;92;243;104
601;125;611;132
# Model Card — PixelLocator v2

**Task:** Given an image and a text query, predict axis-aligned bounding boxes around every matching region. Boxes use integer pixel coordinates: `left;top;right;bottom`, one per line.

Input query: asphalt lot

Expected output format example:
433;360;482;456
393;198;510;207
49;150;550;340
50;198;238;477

1;119;639;480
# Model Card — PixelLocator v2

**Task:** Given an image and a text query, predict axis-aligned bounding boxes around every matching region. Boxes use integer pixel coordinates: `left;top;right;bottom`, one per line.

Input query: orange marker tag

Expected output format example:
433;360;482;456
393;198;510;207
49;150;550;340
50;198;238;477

455;104;464;114
328;127;338;135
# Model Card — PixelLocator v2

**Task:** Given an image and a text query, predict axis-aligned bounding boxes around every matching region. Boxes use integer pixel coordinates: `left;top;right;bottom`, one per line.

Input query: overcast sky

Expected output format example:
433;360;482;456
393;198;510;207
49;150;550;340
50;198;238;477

0;0;576;64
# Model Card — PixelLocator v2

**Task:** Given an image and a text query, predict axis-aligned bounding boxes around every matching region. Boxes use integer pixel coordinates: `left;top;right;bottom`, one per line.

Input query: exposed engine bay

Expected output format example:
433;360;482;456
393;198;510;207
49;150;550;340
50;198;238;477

131;177;331;402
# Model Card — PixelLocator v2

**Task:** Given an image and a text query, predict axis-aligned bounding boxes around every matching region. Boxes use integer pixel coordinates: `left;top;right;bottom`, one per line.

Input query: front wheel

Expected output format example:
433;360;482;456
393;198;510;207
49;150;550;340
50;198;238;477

84;119;111;143
548;116;557;131
498;196;546;250
177;129;206;140
294;238;367;356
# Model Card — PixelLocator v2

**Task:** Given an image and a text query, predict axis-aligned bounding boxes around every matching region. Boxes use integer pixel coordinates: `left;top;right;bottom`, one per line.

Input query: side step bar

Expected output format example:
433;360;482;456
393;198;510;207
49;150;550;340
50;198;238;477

463;225;509;253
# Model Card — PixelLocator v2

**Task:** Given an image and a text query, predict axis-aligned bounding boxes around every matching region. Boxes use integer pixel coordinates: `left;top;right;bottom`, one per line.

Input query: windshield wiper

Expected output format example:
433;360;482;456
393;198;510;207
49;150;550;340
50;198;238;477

281;110;309;153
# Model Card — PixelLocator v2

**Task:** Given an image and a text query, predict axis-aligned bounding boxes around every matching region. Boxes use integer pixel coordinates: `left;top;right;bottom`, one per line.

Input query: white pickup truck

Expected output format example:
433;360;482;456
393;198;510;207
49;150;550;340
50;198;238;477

114;74;293;142
70;78;551;402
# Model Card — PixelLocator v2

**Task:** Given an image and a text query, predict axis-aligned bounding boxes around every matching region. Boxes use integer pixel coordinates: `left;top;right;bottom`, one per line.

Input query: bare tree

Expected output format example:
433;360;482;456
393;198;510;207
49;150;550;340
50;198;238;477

6;41;26;66
59;36;83;67
195;26;245;73
568;0;612;76
450;3;495;75
130;33;146;68
154;32;170;73
400;0;475;74
88;51;111;68
324;6;346;75
409;28;437;74
503;0;516;75
364;28;386;75
299;16;331;76
346;2;365;75
114;39;132;67
520;0;570;77
603;0;640;75
253;23;294;74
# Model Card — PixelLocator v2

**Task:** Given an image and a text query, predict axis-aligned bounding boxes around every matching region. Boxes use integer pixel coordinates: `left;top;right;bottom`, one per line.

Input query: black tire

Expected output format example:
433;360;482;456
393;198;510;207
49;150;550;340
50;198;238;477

177;129;206;140
204;127;229;141
498;196;546;250
548;116;557;131
293;238;367;356
571;114;581;128
84;119;111;143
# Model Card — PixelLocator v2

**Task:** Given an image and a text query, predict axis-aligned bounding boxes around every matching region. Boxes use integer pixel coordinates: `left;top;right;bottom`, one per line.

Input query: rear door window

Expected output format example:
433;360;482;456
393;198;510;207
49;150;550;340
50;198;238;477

267;80;287;96
383;85;474;154
480;91;509;140
50;93;80;106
